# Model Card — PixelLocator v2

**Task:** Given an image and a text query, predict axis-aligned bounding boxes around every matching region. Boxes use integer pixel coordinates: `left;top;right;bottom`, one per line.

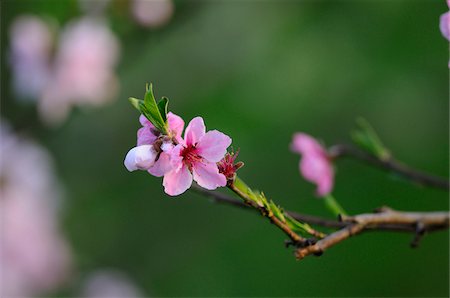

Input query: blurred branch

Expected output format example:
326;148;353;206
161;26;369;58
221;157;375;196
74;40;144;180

192;185;341;228
329;144;449;190
295;207;450;260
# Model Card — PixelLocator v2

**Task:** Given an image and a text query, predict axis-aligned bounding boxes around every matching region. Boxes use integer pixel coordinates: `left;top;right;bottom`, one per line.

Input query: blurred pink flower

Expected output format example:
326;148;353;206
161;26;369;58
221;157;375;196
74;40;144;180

291;133;334;197
440;12;450;41
124;112;184;176
131;0;174;28
8;15;53;100
164;117;231;196
0;122;72;297
39;17;120;125
439;1;450;67
81;269;143;297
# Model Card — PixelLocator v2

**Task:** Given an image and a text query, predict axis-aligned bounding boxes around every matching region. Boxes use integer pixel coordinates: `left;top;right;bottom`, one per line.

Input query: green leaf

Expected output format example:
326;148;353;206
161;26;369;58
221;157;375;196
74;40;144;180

139;83;169;134
269;200;286;223
129;97;143;111
285;215;318;237
157;97;169;123
351;117;390;160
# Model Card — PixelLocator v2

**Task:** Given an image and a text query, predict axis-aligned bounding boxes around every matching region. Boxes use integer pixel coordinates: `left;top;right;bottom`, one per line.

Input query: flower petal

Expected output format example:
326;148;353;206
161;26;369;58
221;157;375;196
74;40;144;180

192;161;226;190
148;152;172;177
196;130;232;162
168;144;184;172
124;145;157;172
137;126;158;146
167;112;185;143
300;155;334;197
139;114;153;127
184;117;205;147
440;12;450;41
291;133;326;156
163;164;193;196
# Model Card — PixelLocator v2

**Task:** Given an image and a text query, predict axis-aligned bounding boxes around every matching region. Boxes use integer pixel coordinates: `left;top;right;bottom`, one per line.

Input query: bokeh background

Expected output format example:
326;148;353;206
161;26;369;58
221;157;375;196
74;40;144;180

1;0;449;297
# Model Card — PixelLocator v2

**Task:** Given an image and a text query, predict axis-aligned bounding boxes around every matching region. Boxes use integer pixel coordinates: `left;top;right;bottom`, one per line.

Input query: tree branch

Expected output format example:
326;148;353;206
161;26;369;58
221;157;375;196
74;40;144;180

295;208;450;260
192;185;341;228
329;144;449;190
192;186;449;233
191;186;450;260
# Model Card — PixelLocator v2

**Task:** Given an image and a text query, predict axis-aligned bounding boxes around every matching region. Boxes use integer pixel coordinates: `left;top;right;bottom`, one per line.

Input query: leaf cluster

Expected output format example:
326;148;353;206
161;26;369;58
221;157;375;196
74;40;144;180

129;83;170;135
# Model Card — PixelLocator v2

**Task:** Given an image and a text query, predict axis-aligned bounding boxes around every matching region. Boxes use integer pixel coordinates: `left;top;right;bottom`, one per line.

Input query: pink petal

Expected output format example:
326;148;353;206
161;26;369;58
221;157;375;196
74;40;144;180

139;114;153;127
124;145;157;172
192;161;227;190
291;133;326;156
167;112;185;143
300;155;334;197
148;152;172;177
137;126;157;146
440;12;450;41
316;171;334;197
163;164;193;196
168;144;184;172
196;130;232;162
184;117;205;147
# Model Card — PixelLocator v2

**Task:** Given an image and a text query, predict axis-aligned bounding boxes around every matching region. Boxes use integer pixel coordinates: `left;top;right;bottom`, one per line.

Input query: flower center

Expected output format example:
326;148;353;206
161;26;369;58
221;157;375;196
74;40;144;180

181;145;202;170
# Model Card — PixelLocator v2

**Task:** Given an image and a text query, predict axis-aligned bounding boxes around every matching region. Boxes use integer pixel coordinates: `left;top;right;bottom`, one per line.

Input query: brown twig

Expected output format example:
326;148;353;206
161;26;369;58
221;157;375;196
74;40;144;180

191;186;449;259
191;186;449;233
329;144;449;190
295;208;450;260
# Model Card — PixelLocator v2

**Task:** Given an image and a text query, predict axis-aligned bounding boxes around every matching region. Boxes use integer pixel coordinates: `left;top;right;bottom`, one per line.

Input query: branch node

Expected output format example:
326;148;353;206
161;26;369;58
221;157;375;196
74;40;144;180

410;222;426;248
374;206;393;213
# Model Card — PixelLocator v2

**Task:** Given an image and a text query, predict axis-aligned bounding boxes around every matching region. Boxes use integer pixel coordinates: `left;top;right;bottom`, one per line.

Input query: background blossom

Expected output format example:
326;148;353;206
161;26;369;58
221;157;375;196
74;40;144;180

8;15;53;100
81;269;143;298
39;17;120;125
0;123;72;297
291;133;334;197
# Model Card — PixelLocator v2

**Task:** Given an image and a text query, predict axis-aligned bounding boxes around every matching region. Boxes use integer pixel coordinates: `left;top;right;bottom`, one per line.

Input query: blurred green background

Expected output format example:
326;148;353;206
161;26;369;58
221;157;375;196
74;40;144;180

1;0;449;296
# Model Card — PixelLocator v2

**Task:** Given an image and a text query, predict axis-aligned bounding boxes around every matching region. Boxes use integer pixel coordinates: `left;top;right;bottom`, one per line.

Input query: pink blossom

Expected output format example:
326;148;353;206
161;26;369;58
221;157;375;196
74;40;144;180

8;15;53;100
81;269;143;297
163;117;232;196
39;17;120;125
0;122;72;297
124;112;184;177
124;145;158;171
131;0;174;28
291;133;334;197
440;12;450;41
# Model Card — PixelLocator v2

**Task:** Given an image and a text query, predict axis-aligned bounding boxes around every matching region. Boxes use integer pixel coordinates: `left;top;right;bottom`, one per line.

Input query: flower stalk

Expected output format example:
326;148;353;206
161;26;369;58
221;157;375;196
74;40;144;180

323;194;347;217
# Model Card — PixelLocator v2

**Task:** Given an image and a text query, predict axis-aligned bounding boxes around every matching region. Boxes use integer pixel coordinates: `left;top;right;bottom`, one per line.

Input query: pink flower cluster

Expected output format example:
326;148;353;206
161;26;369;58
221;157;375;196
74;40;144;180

291;133;334;197
125;114;232;196
9;16;120;125
1;122;72;297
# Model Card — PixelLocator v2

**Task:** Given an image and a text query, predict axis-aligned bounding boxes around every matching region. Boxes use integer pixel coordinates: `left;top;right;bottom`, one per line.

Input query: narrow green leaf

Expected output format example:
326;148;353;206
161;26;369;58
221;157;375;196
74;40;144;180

269;200;286;222
142;83;168;134
129;97;143;112
352;117;390;160
157;97;169;123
